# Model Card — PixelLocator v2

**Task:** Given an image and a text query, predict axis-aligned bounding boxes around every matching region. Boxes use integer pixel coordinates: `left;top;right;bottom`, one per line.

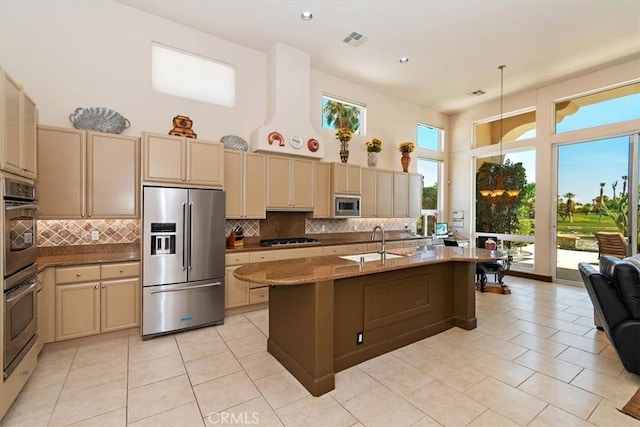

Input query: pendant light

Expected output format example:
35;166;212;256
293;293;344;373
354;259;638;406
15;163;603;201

480;65;520;198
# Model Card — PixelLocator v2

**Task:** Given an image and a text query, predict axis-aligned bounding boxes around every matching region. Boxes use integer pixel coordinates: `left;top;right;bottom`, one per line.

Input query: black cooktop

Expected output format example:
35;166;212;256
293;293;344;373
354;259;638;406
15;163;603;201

259;237;319;247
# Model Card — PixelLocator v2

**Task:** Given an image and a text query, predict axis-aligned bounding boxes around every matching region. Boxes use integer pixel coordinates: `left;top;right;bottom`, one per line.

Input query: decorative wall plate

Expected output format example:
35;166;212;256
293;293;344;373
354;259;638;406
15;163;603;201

69;107;130;134
290;135;303;149
307;138;319;152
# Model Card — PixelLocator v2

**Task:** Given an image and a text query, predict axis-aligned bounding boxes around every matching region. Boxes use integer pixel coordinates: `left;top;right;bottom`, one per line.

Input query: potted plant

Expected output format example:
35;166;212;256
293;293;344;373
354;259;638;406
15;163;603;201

335;128;353;163
398;141;415;172
365;138;382;167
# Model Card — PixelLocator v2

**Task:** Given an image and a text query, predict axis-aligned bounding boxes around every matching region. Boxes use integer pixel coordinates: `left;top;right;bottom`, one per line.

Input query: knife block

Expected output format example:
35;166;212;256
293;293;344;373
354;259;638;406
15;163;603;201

226;232;244;248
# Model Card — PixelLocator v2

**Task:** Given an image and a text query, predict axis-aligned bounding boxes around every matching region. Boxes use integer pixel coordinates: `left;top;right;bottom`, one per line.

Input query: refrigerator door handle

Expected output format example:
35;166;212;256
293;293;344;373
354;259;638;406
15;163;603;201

188;202;194;269
182;202;187;271
149;282;222;294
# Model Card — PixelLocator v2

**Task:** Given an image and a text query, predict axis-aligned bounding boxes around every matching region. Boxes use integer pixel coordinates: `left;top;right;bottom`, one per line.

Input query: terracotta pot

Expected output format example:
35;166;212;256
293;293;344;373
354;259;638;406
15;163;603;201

401;152;411;172
367;153;378;167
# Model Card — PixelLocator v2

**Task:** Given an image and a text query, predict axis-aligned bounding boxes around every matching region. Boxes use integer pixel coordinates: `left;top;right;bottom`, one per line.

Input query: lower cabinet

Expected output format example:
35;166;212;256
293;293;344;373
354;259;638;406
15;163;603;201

55;262;140;341
225;251;274;309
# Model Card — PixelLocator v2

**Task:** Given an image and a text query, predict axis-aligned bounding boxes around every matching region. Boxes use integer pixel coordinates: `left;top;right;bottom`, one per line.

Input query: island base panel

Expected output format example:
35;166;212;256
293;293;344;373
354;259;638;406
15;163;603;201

268;280;335;397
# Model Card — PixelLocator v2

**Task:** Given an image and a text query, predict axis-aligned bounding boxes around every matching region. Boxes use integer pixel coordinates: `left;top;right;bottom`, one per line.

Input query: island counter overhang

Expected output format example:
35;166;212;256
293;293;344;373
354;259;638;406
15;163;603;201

233;246;502;396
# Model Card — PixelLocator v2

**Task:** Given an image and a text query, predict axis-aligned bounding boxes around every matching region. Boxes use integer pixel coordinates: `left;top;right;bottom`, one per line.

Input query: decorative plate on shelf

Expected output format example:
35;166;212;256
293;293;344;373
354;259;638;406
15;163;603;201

221;135;248;151
69;107;130;134
290;135;303;149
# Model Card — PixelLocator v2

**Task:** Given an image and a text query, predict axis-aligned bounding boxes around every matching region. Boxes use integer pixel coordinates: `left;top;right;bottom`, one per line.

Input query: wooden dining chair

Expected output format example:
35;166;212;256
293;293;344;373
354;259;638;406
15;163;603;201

595;232;628;259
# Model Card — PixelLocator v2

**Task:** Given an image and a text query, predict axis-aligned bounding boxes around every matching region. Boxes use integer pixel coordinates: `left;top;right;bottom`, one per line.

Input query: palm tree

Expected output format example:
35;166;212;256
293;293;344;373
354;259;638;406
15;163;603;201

598;182;605;222
323;100;360;133
622;175;628;195
612;180;618;199
563;192;576;223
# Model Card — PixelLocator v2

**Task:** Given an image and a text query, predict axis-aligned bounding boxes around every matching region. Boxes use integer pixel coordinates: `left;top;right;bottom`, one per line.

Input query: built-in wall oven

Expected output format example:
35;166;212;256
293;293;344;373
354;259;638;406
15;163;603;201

3;179;38;379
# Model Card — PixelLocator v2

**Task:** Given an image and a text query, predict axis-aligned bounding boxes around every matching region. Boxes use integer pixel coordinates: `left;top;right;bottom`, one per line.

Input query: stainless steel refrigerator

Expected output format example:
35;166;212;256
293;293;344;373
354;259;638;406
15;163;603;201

142;186;225;339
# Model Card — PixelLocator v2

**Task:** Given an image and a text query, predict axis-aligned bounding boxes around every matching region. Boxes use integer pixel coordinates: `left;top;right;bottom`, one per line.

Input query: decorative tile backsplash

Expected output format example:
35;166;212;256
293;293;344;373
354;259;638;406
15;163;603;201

37;219;140;247
225;219;260;237
306;217;417;234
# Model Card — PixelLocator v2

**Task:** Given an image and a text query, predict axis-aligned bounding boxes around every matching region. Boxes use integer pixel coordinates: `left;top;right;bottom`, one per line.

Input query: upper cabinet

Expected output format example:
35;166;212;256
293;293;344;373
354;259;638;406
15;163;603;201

142;132;224;188
332;163;361;195
266;154;314;210
1;70;37;180
393;171;409;217
224;150;266;219
376;169;393;218
312;161;332;218
408;173;423;218
38;126;140;219
360;167;376;218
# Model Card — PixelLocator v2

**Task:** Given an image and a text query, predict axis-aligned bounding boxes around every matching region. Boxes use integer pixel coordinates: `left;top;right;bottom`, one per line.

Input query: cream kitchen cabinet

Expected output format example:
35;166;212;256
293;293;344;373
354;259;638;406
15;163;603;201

408;173;423;218
143;132;224;187
393;171;409;217
37;126;139;219
266;154;314;210
1;70;37;180
361;167;376;218
225;251;273;309
322;245;347;256
332;163;361;195
376;169;393;218
54;262;140;341
224;150;266;219
312;161;331;218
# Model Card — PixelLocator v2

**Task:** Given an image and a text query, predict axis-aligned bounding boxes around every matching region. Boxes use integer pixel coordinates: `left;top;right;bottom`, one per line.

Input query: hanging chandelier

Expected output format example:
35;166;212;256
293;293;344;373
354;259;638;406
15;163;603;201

479;65;521;198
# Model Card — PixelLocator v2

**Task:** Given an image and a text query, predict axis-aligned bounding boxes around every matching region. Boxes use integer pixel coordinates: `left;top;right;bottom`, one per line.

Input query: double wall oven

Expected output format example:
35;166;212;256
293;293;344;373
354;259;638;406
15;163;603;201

3;179;38;379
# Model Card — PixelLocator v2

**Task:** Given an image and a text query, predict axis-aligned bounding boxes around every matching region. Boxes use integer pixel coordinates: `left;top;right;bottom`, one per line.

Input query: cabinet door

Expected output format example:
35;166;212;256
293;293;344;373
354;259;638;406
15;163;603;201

266;155;291;208
408;173;422;218
101;278;139;332
88;132;139;218
348;164;362;194
244;152;266;218
188;139;224;186
225;265;249;308
1;72;22;175
393;172;409;217
332;163;349;194
21;93;37;179
143;133;185;183
376;169;393;218
55;282;100;340
291;158;314;208
313;162;331;218
224;150;243;218
37;126;86;218
361;167;376;217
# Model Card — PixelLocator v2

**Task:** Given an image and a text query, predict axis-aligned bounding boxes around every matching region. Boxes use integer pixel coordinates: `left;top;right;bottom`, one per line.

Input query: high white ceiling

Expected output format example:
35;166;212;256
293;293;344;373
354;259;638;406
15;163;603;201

117;0;640;114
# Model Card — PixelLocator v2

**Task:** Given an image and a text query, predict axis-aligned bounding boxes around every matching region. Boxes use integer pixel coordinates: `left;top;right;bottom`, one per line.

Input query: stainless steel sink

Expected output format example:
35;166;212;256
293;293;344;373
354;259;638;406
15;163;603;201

339;252;403;262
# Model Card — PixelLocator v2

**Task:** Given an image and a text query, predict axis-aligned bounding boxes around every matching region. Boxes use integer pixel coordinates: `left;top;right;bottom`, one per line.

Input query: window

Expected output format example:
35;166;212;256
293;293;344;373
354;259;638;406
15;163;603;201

475;110;536;147
555;82;640;134
417;123;442;151
322;95;365;135
151;43;235;107
417;158;440;210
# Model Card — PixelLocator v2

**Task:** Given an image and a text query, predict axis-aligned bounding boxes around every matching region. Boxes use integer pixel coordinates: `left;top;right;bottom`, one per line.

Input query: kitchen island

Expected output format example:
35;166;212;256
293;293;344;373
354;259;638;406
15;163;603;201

234;245;505;396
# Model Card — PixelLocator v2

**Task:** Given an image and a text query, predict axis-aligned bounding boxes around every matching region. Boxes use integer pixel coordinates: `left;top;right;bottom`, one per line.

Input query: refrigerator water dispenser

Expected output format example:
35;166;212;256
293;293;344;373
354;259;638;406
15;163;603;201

150;223;176;255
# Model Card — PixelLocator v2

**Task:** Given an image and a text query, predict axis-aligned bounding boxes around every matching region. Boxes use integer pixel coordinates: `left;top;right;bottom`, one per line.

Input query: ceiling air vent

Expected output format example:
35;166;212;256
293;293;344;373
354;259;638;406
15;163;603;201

343;32;368;47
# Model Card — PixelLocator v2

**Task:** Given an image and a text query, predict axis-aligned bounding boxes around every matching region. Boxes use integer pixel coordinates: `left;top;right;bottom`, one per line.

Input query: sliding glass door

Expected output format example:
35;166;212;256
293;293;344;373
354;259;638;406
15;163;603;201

554;135;637;282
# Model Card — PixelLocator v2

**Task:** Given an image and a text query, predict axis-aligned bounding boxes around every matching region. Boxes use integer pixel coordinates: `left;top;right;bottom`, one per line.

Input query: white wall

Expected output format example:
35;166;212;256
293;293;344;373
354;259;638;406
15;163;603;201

0;0;445;173
449;59;640;278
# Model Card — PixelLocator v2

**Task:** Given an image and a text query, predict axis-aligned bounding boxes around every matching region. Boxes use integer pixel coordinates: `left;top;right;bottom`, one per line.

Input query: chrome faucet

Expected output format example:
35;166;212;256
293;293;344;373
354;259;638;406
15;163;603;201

371;224;386;256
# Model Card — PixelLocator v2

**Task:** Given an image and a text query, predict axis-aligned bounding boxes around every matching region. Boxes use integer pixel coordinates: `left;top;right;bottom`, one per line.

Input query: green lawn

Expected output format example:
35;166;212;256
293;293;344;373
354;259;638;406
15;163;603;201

557;212;619;235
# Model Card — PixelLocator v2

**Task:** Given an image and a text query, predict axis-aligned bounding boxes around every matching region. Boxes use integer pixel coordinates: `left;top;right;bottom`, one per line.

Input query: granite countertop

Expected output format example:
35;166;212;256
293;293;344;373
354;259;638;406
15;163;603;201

37;243;140;270
233;246;506;286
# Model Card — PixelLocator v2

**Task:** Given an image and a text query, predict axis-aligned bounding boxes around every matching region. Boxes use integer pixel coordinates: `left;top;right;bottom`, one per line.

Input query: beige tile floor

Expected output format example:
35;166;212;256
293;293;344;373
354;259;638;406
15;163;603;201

3;276;640;426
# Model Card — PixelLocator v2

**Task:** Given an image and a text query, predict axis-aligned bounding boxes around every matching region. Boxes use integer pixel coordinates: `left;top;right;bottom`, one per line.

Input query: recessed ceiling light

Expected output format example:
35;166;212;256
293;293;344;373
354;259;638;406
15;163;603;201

301;11;313;21
399;57;409;64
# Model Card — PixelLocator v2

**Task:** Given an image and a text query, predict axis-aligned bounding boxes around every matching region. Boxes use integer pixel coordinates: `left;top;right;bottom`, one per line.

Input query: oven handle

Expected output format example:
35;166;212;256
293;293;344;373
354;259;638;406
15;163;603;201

6;281;38;303
5;204;39;211
150;282;221;294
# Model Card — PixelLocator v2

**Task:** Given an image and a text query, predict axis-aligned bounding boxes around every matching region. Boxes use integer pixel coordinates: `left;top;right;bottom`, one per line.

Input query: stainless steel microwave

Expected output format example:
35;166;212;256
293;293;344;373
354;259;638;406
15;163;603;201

334;195;361;218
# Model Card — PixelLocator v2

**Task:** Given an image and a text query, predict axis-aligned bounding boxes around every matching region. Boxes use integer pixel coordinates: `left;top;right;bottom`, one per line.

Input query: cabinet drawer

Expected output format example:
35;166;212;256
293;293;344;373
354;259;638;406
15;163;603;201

249;287;269;304
101;262;140;279
272;247;323;260
345;244;369;255
249;251;274;263
55;265;101;284
386;241;403;250
402;240;418;248
1;343;38;415
225;252;251;266
322;245;347;256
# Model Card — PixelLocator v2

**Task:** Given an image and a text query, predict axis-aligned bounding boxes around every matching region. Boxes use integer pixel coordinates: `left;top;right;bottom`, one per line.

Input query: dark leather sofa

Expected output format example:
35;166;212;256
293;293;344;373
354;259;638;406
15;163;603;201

578;255;640;374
